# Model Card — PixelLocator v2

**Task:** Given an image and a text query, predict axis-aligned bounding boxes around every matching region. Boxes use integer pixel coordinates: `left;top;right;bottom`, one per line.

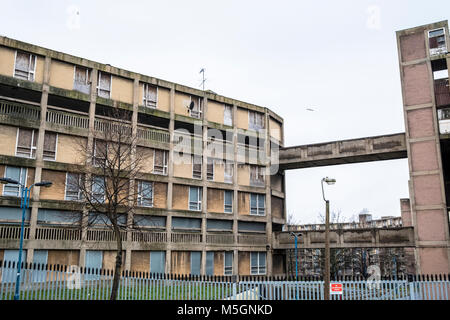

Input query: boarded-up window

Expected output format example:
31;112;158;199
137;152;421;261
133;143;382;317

143;83;157;108
85;251;103;280
37;209;81;225
74;66;91;94
207;219;233;231
224;190;233;213
43;132;57;160
137;180;153;207
224;252;233;275
93;140;107;167
153;149;168;175
224;105;233;126
3;166;27;197
207;158;214;181
65;172;84;201
206;252;214;276
192;155;202;179
250;166;265;186
250;193;265;216
249;111;265;130
189;186;202;211
428;28;447;55
191;252;201;275
250;252;266;275
150;251;165;274
14;51;36;81
224;163;233;183
172;217;202;230
16;128;37;158
97;71;111;98
134;215;166;228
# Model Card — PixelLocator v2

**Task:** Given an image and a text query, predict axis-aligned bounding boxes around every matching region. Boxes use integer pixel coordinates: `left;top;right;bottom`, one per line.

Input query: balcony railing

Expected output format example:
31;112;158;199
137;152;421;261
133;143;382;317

237;234;267;245
173;131;203;153
86;228;127;242
170;232;202;243
46;108;89;130
0;225;30;240
35;226;81;241
206;233;234;244
0;100;40;124
131;231;167;243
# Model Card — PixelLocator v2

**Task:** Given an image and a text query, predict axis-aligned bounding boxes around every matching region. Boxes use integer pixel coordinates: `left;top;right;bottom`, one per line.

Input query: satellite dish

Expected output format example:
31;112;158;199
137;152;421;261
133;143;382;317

189;101;195;110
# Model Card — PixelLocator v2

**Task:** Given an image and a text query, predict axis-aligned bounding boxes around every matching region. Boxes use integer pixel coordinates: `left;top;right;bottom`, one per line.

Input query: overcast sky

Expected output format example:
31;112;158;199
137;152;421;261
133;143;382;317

1;1;448;224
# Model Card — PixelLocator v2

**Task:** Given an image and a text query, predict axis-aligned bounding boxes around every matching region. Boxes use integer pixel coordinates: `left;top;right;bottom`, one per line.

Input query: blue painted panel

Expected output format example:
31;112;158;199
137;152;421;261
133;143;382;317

85;250;103;280
32;250;48;282
190;252;201;275
205;252;214;275
150;251;165;274
1;249;27;283
0;207;30;223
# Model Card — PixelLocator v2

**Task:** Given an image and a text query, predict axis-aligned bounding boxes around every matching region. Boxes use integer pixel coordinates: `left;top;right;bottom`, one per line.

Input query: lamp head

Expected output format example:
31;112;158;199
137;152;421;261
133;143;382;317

0;177;20;185
323;177;336;185
35;181;52;187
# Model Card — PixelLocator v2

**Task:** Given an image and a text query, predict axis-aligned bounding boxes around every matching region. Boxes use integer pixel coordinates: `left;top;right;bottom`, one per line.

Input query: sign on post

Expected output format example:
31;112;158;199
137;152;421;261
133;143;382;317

330;283;343;295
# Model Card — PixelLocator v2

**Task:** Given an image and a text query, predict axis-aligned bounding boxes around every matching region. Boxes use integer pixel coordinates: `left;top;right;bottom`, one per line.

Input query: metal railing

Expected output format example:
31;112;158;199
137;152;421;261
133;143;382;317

0;261;449;300
46;108;89;130
170;232;202;244
0;100;40;123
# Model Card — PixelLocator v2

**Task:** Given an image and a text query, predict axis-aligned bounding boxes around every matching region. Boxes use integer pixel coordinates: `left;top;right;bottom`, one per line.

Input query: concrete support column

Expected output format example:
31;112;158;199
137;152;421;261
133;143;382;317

232;104;239;275
26;56;51;263
79;68;98;267
200;95;208;275
264;110;273;276
166;86;175;273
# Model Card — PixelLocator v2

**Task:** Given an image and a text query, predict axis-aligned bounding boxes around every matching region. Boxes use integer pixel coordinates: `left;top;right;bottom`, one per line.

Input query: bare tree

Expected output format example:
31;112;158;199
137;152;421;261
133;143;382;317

68;108;152;300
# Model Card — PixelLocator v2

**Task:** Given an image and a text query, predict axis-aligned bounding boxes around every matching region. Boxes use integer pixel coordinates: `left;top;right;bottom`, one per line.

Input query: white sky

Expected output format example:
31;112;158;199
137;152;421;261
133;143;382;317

1;0;448;224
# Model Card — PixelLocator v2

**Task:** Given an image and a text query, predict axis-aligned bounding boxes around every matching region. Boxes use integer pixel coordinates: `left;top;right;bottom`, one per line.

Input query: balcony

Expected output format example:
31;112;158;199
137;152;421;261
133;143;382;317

0;99;170;145
173;131;203;154
206;233;234;244
237;234;267;245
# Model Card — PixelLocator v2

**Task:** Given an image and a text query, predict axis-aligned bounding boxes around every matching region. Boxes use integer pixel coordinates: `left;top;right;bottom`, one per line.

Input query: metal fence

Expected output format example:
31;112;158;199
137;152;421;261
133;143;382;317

0;261;449;300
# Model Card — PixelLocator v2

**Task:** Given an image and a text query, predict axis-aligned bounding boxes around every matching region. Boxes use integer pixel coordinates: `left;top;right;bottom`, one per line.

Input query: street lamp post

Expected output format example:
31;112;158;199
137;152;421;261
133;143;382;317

321;177;336;300
0;177;52;300
290;232;302;281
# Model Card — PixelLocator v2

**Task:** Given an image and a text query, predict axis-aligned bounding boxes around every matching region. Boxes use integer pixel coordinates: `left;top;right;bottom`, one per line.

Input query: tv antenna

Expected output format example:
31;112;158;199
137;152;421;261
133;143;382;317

199;68;206;91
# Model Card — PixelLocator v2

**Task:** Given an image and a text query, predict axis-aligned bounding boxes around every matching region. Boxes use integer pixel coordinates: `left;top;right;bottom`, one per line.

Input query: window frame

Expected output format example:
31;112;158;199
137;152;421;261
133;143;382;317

250;252;266;275
14;51;36;81
64;172;84;201
250;193;265;216
91;175;106;204
192;155;202;179
428;27;448;55
143;83;158;108
248;110;265;131
188;186;202;211
224;190;233;213
137;180;154;207
224;163;233;184
15;128;37;159
73;65;91;94
206;158;214;181
152;149;168;175
223;105;233;126
2;166;27;197
42;131;58;161
224;251;233;275
97;71;112;99
250;165;265;186
189;96;203;119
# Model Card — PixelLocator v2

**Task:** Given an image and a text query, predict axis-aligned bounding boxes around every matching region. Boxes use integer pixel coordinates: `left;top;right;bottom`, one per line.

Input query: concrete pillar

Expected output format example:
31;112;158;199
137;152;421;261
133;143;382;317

396;21;450;274
264;110;273;275
166;86;175;274
200;95;208;275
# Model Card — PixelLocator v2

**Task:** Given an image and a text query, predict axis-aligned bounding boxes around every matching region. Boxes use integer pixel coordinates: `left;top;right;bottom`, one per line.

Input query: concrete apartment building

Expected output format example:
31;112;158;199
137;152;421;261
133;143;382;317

0;36;286;276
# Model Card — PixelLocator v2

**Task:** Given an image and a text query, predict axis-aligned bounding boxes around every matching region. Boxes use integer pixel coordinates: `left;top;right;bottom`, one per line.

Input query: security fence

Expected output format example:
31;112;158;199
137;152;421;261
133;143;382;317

0;260;449;300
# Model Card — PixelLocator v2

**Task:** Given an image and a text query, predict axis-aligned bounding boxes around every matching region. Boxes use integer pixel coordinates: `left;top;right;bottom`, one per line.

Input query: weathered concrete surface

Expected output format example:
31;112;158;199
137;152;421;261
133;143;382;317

279;133;407;170
273;227;415;249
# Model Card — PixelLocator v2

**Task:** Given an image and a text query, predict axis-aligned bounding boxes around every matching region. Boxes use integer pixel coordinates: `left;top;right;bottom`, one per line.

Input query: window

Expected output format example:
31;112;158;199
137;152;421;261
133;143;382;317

190;252;201;275
249;111;265;131
143;83;157;108
224;163;233;183
207;158;214;181
224;190;233;213
429;28;447;56
16;128;37;158
2;167;27;197
153;150;168;175
43;132;57;161
224;252;233;275
150;251;165;274
192;155;202;179
188;96;203;119
93;140;107;167
65;173;83;201
14;51;36;81
137;180;153;207
91;176;105;203
250;252;266;275
97;71;111;99
224;105;233;126
189;186;202;211
206;252;214;276
16;129;57;160
74;66;91;94
250;193;265;216
250;166;265;186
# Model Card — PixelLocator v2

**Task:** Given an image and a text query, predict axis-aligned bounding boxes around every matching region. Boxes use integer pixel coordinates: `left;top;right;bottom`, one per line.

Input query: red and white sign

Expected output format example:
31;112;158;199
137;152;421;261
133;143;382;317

330;283;343;295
